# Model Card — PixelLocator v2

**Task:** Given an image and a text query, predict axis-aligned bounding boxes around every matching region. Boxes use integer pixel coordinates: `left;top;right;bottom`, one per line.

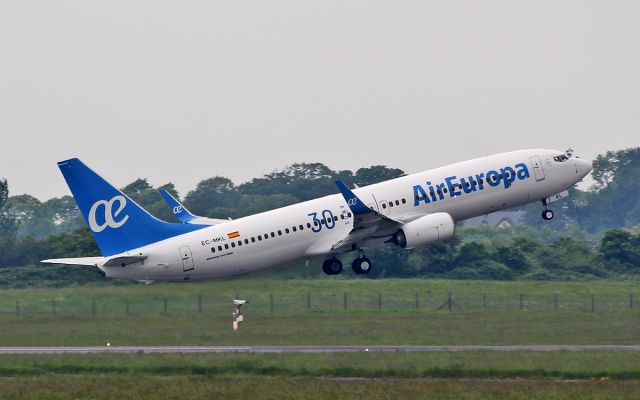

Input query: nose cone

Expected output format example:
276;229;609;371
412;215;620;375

575;158;592;179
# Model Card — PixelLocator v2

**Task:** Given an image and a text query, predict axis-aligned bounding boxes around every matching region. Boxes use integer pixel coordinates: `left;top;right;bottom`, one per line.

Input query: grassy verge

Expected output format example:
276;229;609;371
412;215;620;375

0;279;639;346
3;375;640;400
1;351;640;380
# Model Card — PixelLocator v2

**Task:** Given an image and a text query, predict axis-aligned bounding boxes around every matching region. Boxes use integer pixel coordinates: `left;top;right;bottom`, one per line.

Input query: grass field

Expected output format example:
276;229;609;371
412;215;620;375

2;278;640;398
2;351;640;399
0;278;638;346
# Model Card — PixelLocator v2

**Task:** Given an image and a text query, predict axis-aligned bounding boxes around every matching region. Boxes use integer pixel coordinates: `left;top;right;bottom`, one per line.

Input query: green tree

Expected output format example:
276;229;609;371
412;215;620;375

184;177;241;218
0;179;17;236
600;229;640;272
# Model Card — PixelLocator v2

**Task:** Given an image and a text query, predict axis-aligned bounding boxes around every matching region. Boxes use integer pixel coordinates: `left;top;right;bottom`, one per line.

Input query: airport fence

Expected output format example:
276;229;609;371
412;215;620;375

0;288;639;318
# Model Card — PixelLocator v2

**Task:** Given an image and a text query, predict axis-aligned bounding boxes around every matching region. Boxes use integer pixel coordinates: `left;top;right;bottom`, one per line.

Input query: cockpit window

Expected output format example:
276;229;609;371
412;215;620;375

553;155;569;162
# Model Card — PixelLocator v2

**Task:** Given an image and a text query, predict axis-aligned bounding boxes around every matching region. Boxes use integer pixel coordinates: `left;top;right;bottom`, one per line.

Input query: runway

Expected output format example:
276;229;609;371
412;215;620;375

1;345;640;354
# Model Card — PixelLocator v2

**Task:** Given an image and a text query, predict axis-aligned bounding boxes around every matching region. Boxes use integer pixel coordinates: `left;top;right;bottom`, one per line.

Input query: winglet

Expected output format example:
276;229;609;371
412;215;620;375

159;188;197;223
335;180;371;215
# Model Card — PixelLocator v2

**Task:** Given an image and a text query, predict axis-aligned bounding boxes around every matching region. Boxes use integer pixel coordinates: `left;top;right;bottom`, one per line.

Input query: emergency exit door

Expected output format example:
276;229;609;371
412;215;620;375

530;156;545;181
179;246;194;272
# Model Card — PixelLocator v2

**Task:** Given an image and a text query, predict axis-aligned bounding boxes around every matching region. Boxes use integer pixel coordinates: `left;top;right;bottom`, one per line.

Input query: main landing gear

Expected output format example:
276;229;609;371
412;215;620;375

322;257;343;275
322;253;373;275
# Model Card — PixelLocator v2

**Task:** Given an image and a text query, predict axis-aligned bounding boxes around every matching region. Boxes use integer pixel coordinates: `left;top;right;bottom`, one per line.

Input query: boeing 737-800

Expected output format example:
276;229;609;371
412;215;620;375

42;149;591;281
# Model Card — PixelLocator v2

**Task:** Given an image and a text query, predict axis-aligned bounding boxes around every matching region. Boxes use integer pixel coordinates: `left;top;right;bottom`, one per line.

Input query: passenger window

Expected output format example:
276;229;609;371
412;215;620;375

314;220;319;226
382;203;387;209
218;246;223;251
389;202;393;207
263;234;268;240
299;224;304;230
347;212;352;218
285;228;290;234
244;239;249;245
251;237;256;243
271;232;275;238
292;226;297;232
321;220;325;225
278;230;282;236
307;222;311;228
225;244;229;249
211;247;215;253
238;241;242;247
443;188;448;193
258;236;262;241
401;198;406;204
231;242;236;248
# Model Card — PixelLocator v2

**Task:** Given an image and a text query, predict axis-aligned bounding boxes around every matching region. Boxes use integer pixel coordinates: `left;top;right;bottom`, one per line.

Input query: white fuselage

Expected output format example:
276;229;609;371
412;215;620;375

101;149;591;281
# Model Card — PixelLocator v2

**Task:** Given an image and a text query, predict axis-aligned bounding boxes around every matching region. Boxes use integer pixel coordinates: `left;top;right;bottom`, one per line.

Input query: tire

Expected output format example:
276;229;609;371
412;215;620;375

352;257;372;275
322;258;343;275
542;210;554;220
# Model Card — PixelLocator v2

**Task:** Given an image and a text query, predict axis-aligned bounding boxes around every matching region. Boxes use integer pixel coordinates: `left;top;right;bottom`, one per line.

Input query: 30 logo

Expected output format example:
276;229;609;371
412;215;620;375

172;206;183;214
88;195;129;232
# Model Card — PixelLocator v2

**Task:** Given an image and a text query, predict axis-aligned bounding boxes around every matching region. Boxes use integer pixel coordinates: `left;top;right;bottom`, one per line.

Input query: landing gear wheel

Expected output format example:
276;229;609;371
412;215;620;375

322;258;343;275
542;209;554;220
352;257;373;275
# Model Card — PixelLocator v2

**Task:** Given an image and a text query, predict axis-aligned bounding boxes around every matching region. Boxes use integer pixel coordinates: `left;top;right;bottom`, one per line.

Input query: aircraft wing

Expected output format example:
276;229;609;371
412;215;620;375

305;181;406;255
159;188;229;225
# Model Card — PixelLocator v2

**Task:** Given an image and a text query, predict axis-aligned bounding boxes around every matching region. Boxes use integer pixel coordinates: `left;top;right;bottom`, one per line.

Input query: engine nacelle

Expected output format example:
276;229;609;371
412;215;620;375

394;213;455;249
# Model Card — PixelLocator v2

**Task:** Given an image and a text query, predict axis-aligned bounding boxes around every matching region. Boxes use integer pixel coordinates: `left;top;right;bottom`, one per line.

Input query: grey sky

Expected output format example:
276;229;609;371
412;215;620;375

1;1;638;200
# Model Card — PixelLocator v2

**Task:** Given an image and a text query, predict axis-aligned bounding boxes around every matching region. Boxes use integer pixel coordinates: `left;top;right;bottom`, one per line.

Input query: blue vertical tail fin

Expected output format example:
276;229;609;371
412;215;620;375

57;158;207;256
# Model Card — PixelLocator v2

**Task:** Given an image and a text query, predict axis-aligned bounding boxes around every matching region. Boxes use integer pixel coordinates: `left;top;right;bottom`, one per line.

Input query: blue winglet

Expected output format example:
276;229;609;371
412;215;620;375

335;180;371;215
159;188;197;223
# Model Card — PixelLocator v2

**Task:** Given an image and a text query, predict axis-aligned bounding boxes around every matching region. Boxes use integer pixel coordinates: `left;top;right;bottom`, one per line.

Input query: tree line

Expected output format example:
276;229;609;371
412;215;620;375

0;149;639;284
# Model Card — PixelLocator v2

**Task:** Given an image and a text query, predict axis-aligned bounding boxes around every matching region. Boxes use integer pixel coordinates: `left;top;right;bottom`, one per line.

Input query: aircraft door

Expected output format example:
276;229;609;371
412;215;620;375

530;156;545;181
179;246;195;272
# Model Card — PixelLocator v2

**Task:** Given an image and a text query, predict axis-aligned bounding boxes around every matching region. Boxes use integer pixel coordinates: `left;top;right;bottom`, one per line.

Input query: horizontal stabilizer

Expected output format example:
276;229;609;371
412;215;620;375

41;257;103;266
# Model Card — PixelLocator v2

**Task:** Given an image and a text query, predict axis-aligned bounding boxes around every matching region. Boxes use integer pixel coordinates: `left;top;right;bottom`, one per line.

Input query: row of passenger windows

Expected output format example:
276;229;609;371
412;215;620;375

211;211;353;254
381;198;407;209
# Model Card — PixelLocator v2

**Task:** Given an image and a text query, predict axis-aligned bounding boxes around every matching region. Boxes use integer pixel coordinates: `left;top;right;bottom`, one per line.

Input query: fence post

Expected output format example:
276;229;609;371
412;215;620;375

415;291;419;310
270;292;273;313
378;292;382;310
519;294;523;310
198;295;202;313
343;292;348;310
15;299;20;317
630;293;634;309
92;298;96;316
448;291;452;311
554;294;559;311
591;294;595;313
307;292;311;310
52;299;56;316
483;293;486;309
125;297;130;315
163;298;168;315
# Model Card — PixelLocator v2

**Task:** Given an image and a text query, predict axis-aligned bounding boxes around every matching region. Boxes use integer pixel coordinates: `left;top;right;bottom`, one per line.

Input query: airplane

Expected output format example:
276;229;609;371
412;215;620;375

41;149;592;281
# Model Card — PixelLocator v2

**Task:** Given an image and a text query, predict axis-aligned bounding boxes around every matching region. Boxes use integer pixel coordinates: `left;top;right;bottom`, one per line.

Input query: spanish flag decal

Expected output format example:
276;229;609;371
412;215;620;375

227;231;240;239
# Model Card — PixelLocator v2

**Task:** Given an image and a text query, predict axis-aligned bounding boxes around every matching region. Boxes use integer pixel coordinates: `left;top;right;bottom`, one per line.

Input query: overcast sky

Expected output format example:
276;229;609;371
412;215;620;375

1;1;638;200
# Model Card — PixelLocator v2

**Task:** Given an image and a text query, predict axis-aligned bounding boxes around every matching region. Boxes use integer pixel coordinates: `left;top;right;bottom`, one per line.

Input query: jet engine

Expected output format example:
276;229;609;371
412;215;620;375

393;212;455;249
